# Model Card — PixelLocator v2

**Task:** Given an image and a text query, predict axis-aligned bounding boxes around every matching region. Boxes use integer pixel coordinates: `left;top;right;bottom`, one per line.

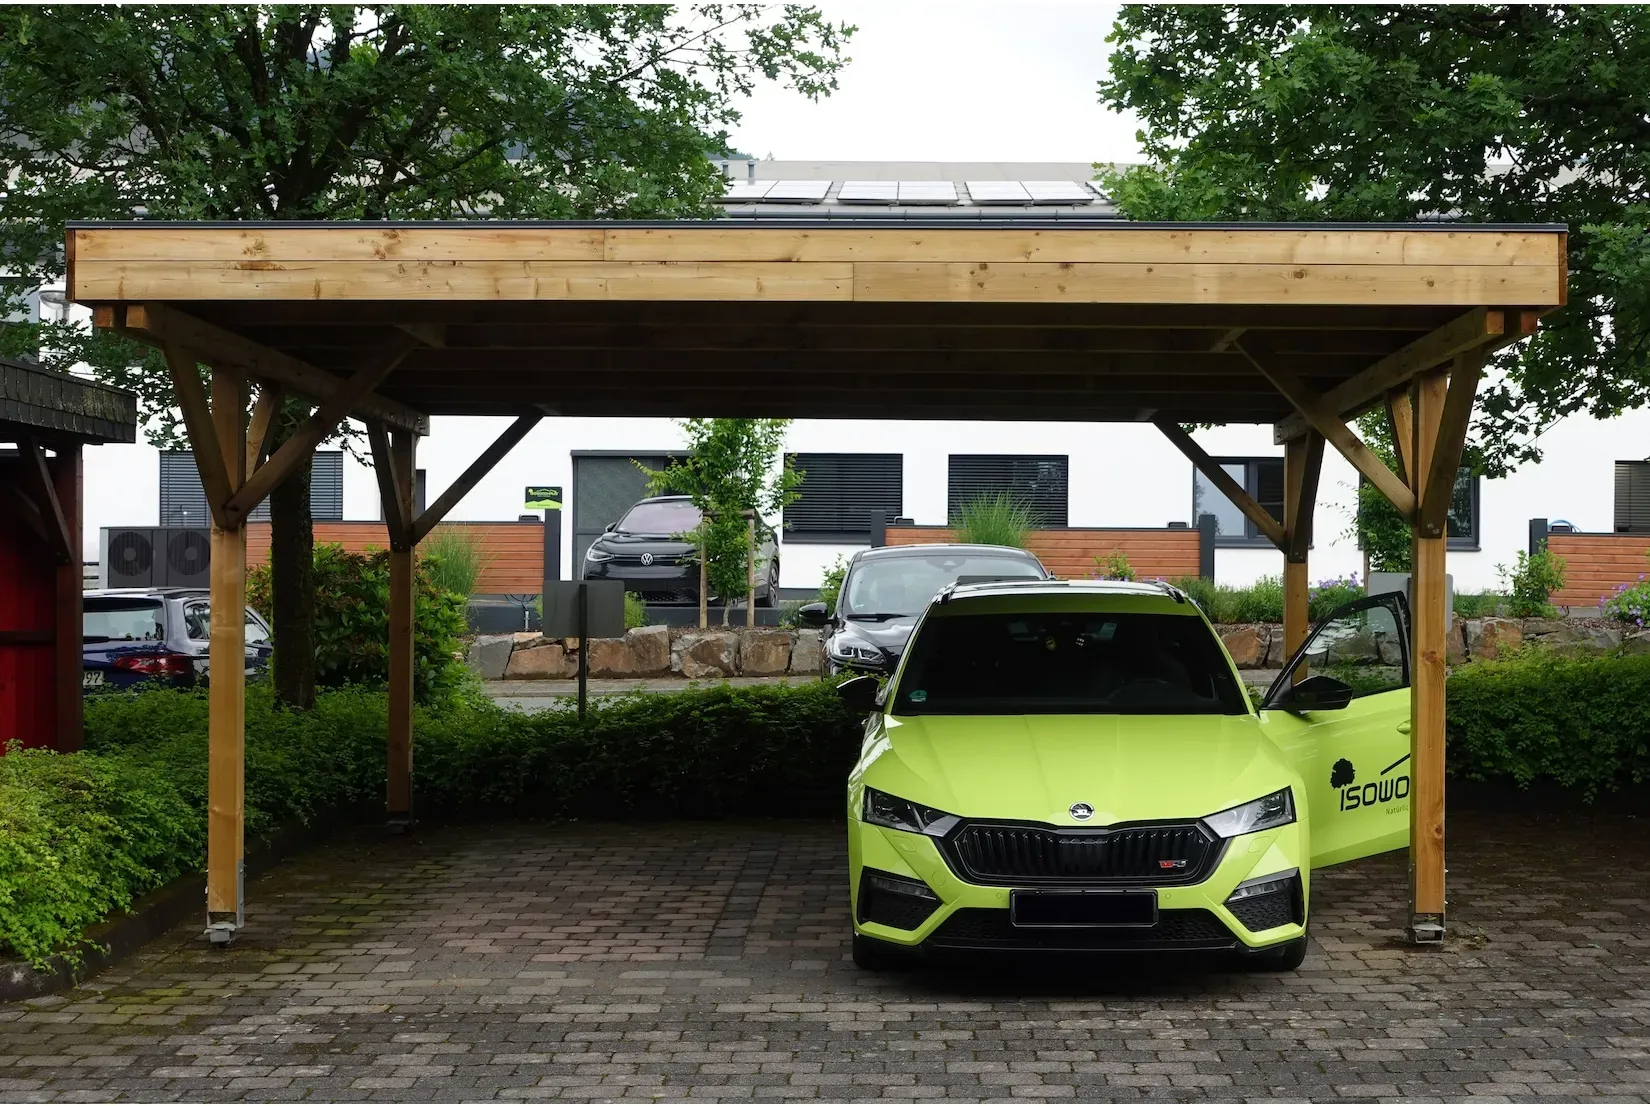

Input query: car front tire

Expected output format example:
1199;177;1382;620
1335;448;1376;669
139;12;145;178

851;931;909;972
757;560;779;607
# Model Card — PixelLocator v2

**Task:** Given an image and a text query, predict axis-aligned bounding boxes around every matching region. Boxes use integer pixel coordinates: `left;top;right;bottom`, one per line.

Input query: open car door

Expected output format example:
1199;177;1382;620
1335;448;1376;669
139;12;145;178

1261;592;1413;869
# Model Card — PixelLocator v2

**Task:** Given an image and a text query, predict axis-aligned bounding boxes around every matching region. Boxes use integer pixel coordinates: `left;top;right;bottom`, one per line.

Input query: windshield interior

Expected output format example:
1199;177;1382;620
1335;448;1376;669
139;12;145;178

843;554;1042;617
84;601;165;643
893;610;1247;715
617;499;702;535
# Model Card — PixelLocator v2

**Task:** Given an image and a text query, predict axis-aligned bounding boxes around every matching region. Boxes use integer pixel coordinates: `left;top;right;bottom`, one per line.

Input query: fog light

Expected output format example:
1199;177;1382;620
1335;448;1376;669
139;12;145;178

857;869;941;930
1225;871;1296;904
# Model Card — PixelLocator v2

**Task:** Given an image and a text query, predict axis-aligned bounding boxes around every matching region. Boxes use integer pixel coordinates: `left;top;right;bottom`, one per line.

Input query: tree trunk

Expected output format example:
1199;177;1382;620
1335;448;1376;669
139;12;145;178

268;439;316;709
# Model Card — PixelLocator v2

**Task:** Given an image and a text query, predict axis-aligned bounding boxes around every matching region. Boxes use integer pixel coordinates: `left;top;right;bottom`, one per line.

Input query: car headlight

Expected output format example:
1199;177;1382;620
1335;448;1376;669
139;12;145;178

829;637;882;664
585;546;613;563
862;787;960;837
1204;788;1295;839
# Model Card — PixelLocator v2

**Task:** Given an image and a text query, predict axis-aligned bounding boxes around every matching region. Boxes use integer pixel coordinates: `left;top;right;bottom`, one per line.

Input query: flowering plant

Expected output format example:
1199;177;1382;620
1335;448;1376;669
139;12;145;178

1602;574;1650;630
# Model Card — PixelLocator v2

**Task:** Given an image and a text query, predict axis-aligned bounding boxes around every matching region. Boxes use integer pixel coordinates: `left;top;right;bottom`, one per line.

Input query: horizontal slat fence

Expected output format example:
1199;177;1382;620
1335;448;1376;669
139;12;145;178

245;521;544;594
1547;532;1650;608
884;526;1202;582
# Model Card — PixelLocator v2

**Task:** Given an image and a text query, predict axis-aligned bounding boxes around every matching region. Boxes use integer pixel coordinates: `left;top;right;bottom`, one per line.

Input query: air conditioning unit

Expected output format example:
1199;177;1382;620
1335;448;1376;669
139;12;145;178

99;527;212;588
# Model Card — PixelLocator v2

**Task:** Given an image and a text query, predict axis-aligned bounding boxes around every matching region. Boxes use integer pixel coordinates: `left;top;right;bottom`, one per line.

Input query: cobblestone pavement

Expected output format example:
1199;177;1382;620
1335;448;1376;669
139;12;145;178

3;806;1650;1102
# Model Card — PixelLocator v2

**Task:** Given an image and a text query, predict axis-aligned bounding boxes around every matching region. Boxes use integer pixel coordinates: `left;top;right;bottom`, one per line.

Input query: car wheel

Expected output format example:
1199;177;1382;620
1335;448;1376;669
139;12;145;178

758;560;779;607
852;931;909;972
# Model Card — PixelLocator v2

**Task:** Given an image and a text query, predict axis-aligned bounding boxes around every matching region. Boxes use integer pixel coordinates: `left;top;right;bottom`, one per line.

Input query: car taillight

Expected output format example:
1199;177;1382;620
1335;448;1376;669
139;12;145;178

113;653;194;678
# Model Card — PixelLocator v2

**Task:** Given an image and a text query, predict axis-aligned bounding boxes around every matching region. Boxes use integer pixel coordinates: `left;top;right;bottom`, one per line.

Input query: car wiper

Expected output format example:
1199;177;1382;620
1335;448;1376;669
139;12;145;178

844;612;906;622
83;635;112;643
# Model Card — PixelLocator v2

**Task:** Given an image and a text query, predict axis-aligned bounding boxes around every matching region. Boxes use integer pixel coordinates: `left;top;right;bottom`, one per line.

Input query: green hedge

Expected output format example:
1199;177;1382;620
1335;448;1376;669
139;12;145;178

2;680;859;966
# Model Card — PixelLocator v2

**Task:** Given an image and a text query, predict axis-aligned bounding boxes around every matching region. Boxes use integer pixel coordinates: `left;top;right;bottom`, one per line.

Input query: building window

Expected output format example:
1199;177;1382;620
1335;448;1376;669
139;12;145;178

1617;460;1650;533
785;453;903;542
160;450;343;525
1444;468;1480;549
1192;457;1285;547
947;454;1068;528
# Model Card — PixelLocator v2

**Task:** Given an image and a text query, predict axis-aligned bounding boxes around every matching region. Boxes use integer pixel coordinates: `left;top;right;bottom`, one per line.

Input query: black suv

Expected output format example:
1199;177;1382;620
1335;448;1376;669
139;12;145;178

582;495;780;606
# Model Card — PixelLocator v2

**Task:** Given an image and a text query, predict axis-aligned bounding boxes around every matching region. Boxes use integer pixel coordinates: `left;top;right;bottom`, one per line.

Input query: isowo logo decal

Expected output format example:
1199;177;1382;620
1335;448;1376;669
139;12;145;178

1335;754;1410;812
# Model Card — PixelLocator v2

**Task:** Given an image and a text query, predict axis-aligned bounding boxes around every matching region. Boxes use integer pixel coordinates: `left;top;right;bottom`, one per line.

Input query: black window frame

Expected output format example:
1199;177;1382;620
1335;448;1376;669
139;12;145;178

947;454;1069;529
784;452;903;544
1616;460;1650;534
161;449;344;525
1193;456;1286;548
1350;466;1481;551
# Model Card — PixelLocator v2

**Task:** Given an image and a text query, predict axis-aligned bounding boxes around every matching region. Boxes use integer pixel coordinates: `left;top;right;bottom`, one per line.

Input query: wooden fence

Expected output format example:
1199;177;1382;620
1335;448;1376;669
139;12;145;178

1544;529;1650;608
245;520;545;594
883;525;1207;581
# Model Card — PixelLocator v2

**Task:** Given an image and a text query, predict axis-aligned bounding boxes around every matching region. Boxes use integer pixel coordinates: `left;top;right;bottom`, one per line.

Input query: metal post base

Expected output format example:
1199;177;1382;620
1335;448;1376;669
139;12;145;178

386;813;414;835
1408;912;1445;944
204;921;239;947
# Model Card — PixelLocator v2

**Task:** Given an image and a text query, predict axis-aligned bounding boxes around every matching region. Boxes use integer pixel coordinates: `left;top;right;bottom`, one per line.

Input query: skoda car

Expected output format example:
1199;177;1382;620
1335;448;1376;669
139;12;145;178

799;544;1048;674
842;579;1413;970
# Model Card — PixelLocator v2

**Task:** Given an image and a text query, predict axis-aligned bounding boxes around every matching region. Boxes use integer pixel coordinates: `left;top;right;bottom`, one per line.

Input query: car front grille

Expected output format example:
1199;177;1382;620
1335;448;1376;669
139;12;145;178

943;822;1221;886
926;907;1237;951
636;589;695;604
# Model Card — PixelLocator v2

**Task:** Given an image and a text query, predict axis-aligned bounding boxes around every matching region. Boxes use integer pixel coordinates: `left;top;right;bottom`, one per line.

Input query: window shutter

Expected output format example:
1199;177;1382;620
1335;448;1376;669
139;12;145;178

785;453;903;540
947;454;1069;527
307;451;345;521
1617;461;1650;533
162;448;345;524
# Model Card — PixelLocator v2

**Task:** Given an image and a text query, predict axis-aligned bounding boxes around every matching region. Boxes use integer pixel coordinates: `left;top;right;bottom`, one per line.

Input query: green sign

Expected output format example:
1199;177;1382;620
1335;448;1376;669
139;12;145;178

525;485;562;510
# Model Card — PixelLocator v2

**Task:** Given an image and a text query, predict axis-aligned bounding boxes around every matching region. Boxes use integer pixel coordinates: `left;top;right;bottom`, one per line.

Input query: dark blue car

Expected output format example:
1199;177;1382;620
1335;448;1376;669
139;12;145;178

83;589;273;694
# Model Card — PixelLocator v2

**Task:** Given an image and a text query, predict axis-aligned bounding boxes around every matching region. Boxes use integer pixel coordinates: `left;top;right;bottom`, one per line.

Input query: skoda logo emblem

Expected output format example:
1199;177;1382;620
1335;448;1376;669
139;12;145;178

640;552;653;566
1069;802;1094;822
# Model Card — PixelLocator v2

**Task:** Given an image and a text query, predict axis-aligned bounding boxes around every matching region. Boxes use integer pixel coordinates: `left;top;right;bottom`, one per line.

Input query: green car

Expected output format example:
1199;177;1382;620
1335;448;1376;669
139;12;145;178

842;579;1413;970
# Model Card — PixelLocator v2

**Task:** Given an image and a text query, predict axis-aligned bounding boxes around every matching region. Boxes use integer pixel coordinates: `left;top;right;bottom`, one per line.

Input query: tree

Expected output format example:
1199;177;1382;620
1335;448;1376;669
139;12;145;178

641;418;801;625
0;5;851;704
1099;5;1650;476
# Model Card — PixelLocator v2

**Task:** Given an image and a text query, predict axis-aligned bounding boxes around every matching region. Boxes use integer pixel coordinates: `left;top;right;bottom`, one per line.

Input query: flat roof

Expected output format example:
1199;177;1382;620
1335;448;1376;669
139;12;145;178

0;356;137;444
68;220;1567;429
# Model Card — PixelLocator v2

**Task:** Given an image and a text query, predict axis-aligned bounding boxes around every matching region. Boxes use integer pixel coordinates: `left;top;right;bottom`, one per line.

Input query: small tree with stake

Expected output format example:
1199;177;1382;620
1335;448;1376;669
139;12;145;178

641;419;802;627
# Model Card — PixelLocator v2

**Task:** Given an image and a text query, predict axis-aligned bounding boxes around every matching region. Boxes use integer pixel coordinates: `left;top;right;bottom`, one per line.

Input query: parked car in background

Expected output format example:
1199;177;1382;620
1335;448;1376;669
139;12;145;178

83;589;273;694
582;495;780;607
798;544;1048;674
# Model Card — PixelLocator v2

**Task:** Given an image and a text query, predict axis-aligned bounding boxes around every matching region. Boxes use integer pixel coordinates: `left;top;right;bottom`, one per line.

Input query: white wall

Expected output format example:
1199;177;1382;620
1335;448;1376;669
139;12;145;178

82;407;1650;595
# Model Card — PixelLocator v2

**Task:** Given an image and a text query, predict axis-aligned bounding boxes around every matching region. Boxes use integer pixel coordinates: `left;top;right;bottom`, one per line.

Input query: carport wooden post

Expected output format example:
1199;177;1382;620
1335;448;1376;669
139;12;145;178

386;428;417;828
208;363;248;941
1282;433;1325;678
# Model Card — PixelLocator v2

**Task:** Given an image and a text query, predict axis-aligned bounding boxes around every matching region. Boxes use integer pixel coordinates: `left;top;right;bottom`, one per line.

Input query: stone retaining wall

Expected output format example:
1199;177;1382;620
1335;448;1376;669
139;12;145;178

1217;616;1649;670
467;625;824;680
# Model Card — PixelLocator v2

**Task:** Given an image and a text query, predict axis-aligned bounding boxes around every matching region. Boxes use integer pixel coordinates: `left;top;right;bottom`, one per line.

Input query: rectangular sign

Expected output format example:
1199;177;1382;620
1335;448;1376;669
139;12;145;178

525;485;562;510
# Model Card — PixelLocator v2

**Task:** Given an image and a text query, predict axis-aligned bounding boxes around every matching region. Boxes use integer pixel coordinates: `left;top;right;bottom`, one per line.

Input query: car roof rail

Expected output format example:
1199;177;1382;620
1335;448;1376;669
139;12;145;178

1152;579;1189;604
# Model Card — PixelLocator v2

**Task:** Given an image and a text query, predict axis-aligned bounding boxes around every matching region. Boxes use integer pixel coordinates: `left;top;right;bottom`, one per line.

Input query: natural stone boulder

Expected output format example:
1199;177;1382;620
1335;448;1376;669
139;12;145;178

1519;618;1572;640
513;631;544;648
588;625;670;678
466;634;516;680
678;631;738;680
1547;625;1622;655
1466;617;1523;660
740;628;793;676
1219;625;1267;669
790;628;823;676
1622;630;1650;654
504;643;572;680
1444;622;1466;665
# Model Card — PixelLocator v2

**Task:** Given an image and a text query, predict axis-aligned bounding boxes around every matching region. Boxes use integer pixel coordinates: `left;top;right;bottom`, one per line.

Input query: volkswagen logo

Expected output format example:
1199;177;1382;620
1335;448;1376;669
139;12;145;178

640;552;654;566
1069;802;1094;821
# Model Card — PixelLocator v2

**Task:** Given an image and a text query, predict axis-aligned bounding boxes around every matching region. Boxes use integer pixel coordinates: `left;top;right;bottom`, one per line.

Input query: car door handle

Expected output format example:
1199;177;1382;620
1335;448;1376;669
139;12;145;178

1396;720;1412;735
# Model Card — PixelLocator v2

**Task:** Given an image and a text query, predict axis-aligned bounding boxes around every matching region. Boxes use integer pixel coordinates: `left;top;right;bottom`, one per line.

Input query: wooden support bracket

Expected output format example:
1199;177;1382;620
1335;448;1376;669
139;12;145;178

367;422;413;548
163;344;235;530
411;413;542;544
1153;417;1287;551
1385;389;1415;487
245;382;286;475
1284;431;1325;563
1417;349;1485;537
18;438;75;564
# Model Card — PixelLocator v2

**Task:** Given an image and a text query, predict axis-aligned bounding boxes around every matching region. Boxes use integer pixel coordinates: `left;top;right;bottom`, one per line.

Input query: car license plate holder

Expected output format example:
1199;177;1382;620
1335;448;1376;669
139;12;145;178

1009;888;1158;928
82;670;104;689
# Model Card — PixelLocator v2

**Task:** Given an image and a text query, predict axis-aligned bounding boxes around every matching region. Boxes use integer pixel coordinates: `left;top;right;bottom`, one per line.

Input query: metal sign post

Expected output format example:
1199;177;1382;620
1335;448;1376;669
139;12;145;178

540;578;623;724
577;582;588;721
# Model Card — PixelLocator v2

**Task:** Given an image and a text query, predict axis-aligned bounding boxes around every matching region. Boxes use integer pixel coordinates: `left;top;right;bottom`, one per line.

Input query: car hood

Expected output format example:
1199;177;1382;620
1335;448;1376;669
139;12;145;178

597;532;697;554
864;712;1289;826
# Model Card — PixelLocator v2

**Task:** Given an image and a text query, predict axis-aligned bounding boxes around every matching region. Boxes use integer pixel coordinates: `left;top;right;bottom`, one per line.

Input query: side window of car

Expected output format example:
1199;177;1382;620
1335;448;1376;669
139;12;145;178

245;611;271;646
184;602;210;641
1295;599;1408;699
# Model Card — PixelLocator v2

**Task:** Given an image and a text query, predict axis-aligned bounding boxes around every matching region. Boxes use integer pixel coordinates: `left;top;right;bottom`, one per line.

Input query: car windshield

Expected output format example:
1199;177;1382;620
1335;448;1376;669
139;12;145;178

84;600;165;643
617;500;701;535
842;554;1042;618
892;610;1248;715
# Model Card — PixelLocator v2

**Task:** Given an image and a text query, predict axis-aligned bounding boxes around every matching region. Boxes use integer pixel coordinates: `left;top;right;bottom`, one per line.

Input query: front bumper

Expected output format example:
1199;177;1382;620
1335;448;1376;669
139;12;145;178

584;561;699;605
847;815;1307;953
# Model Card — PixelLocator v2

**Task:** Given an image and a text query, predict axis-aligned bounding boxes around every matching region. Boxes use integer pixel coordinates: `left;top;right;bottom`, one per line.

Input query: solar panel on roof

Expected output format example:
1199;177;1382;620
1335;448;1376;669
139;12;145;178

1023;181;1095;205
762;180;831;203
965;181;1033;205
720;181;774;202
898;181;959;205
837;181;898;204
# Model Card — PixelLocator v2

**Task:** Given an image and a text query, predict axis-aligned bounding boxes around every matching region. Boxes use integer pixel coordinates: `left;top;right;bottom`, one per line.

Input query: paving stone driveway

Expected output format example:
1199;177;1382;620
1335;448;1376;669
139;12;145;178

4;804;1650;1103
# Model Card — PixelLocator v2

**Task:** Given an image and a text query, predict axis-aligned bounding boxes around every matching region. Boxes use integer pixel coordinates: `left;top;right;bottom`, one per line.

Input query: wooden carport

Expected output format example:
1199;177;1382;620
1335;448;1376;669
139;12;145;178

67;219;1567;945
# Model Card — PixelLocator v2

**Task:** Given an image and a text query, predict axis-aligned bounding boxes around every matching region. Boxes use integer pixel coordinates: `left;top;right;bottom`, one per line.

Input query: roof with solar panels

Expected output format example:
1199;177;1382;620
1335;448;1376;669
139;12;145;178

710;159;1119;220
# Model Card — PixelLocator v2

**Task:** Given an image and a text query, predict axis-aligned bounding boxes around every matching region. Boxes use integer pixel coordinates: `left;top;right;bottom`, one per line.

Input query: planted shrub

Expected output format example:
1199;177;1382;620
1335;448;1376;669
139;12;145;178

1308;574;1364;621
624;591;649;629
1226;574;1286;624
1498;549;1568;617
1601;554;1650;629
951;492;1037;548
1454;590;1507;619
249;543;468;702
419;525;491;597
1092;549;1135;581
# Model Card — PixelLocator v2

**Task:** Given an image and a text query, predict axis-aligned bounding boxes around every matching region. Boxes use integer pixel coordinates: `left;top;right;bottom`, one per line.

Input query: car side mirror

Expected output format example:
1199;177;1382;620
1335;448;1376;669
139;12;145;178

603;522;616;533
835;674;881;713
797;601;829;628
1274;673;1355;713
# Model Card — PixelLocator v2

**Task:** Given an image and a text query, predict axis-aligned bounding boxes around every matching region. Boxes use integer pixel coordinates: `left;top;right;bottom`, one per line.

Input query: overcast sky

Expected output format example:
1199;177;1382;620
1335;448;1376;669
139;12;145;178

725;1;1144;165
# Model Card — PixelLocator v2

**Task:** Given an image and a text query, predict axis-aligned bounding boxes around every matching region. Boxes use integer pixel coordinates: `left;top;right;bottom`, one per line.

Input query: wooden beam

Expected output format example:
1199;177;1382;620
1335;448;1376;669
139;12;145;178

225;335;418;522
411;412;541;544
1408;366;1449;944
1275;307;1505;442
397;323;447;347
50;445;84;753
1153;418;1287;551
118;302;428;434
163;344;235;530
1284;431;1325;564
1386;389;1415;487
245;382;286;475
1;481;51;544
1418;349;1485;537
206;363;248;944
386;428;417;826
1210;327;1247;352
1239;341;1417;520
367;422;412;548
19;438;74;564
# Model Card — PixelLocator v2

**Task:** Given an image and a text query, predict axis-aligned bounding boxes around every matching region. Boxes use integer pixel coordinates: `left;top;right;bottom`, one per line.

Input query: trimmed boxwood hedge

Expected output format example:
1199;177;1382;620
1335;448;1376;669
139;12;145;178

6;648;1650;967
